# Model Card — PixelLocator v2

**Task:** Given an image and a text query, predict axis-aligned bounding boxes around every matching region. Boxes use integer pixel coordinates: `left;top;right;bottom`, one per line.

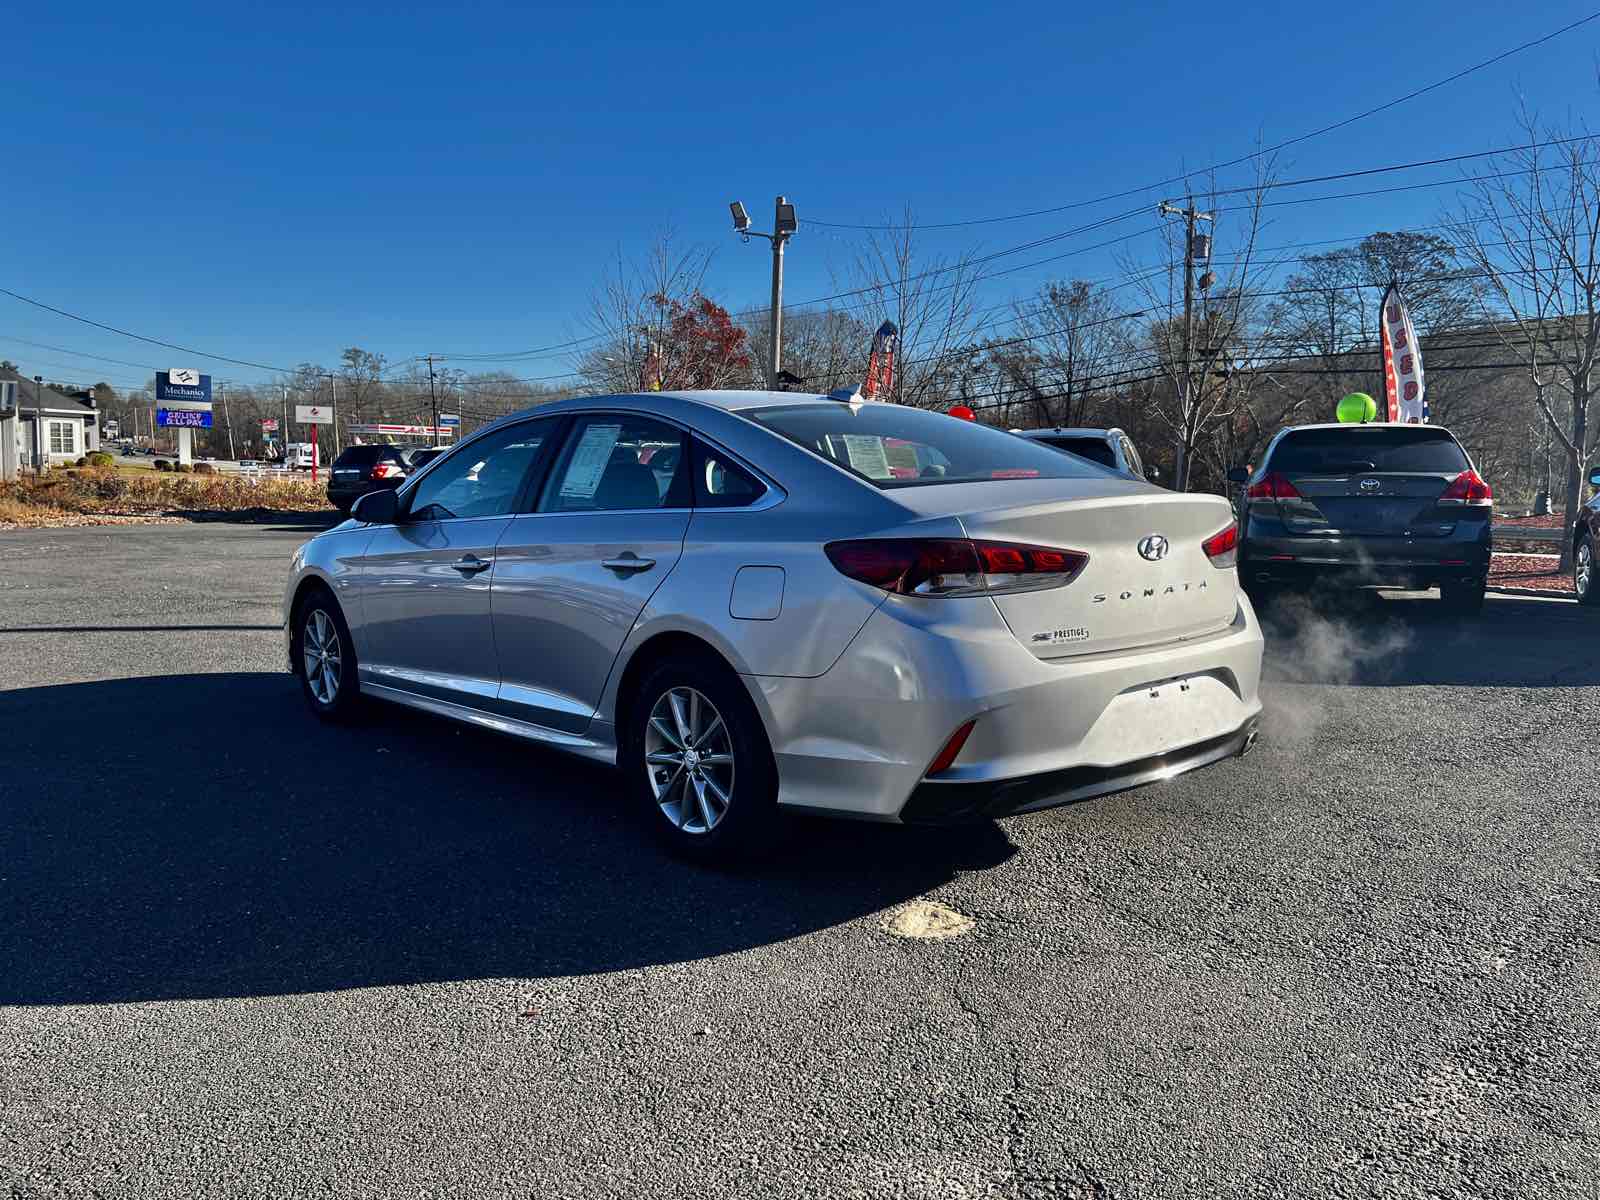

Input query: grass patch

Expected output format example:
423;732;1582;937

0;470;334;524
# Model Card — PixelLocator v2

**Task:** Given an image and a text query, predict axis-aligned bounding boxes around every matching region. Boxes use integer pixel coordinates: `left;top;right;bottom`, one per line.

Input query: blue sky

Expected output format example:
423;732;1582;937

4;0;1599;393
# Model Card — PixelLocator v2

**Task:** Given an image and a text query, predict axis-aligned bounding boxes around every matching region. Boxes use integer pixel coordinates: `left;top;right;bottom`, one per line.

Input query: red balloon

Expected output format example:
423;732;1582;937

948;405;976;421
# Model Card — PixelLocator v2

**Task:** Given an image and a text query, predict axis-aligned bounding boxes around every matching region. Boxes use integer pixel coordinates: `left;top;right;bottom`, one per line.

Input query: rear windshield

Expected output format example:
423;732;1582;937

742;403;1109;488
1037;436;1118;469
332;445;403;468
1269;428;1469;474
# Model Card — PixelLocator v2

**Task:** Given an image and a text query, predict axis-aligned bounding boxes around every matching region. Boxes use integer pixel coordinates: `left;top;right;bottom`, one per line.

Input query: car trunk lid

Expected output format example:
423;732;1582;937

955;490;1240;659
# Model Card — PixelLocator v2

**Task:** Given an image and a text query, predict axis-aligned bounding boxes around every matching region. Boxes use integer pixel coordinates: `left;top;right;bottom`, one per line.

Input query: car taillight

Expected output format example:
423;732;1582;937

1246;471;1300;500
823;538;1088;597
369;462;403;480
1202;522;1239;569
1439;469;1492;506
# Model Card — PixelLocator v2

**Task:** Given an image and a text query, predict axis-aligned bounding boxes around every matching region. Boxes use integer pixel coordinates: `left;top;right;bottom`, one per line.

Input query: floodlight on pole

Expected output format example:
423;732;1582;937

726;194;797;388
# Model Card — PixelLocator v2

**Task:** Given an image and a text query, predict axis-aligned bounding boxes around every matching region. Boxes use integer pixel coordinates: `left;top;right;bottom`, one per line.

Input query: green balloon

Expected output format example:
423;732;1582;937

1337;392;1378;423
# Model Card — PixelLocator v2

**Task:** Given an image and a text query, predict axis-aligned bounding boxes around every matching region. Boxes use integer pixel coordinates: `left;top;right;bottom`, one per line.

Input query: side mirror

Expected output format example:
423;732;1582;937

1226;466;1250;484
351;489;400;524
1144;465;1161;482
1588;464;1600;488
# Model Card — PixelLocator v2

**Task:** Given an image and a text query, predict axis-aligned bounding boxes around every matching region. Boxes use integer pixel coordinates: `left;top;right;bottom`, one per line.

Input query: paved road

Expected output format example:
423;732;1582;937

2;524;1596;1199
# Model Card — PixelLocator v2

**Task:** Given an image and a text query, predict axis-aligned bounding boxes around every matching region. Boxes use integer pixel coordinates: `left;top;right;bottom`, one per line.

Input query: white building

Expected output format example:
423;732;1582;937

0;368;101;479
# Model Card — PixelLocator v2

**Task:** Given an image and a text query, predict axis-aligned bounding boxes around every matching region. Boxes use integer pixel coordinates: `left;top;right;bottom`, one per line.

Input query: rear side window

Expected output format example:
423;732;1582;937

744;403;1107;489
692;442;767;508
1269;428;1469;474
1040;437;1118;470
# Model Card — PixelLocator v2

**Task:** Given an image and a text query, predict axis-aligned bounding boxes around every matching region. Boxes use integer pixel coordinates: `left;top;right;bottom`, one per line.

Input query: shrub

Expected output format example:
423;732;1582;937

174;463;194;474
86;451;114;469
74;457;88;468
154;459;172;472
193;462;217;475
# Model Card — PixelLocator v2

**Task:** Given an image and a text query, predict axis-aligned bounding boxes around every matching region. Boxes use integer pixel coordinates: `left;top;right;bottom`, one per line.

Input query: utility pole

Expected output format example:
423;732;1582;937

728;196;798;388
281;384;289;461
1159;199;1213;491
426;355;439;441
32;375;43;473
219;383;237;461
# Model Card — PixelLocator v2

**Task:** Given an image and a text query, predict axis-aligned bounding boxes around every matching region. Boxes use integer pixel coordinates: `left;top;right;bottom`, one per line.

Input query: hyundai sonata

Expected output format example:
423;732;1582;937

284;390;1264;859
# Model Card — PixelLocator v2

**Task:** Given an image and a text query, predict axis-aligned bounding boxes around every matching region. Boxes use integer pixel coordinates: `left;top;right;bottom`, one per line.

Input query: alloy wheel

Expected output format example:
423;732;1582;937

1578;542;1593;597
303;609;343;705
644;687;735;834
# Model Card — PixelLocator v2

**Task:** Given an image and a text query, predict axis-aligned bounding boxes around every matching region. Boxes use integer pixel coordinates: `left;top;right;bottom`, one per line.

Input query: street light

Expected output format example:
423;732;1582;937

729;195;797;388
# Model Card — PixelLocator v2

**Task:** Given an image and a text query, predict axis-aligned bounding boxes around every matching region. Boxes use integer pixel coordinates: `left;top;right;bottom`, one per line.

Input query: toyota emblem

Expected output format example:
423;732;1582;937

1137;534;1170;561
1359;478;1381;492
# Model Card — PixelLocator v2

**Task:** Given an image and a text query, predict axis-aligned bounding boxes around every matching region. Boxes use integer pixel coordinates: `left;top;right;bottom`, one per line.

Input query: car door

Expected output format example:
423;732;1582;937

354;417;559;709
489;412;691;734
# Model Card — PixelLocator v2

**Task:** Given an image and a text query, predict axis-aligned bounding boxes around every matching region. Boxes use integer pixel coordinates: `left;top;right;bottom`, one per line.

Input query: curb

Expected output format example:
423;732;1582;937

1487;584;1577;601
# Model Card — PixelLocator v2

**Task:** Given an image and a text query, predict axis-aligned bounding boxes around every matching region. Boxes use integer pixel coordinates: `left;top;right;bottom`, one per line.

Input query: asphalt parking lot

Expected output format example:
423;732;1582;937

2;523;1596;1199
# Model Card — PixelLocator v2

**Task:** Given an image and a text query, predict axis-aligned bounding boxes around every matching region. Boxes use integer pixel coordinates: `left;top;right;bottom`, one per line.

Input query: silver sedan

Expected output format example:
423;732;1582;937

284;390;1264;860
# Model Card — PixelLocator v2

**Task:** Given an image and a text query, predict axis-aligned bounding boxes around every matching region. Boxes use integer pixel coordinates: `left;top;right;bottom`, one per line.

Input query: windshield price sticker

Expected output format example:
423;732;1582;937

842;434;892;479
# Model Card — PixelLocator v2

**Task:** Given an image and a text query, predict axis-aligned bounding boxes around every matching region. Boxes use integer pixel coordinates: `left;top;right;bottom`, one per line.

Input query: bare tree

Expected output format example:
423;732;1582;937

849;207;986;408
744;307;873;392
981;281;1132;428
1124;159;1282;491
1455;105;1600;568
578;234;718;393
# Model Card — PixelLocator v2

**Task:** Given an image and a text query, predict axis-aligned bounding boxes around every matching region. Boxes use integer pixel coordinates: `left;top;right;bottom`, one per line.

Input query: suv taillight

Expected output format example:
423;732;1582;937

369;462;403;480
1202;522;1238;569
1439;469;1492;506
1246;472;1300;500
824;538;1088;597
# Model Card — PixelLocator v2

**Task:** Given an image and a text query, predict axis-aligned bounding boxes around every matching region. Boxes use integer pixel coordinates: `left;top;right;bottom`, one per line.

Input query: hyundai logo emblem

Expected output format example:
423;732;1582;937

1359;477;1381;492
1137;534;1169;561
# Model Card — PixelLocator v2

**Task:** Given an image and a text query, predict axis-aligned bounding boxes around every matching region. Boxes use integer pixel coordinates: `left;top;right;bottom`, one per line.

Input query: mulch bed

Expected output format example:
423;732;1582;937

1489;552;1574;595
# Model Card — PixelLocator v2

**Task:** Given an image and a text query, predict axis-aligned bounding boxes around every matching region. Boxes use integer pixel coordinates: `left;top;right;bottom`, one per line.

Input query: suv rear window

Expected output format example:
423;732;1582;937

1269;428;1469;474
742;403;1106;488
1038;436;1118;469
332;445;405;468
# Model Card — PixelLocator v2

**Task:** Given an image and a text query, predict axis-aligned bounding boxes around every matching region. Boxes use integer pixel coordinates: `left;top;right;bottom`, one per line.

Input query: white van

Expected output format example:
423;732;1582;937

285;443;316;470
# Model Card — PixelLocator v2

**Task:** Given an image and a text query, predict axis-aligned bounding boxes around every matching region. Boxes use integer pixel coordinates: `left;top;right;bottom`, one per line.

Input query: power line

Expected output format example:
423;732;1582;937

807;12;1600;231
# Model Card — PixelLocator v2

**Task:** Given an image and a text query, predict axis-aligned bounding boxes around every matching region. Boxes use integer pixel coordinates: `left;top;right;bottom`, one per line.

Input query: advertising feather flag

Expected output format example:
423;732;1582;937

1379;282;1427;423
862;321;899;400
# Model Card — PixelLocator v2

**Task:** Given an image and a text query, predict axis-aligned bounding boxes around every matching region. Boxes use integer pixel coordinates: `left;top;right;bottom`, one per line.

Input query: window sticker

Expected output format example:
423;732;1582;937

842;434;892;479
559;423;623;499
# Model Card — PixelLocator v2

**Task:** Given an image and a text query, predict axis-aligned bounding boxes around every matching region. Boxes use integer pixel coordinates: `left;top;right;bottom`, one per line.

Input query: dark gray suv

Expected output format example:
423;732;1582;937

1230;424;1492;612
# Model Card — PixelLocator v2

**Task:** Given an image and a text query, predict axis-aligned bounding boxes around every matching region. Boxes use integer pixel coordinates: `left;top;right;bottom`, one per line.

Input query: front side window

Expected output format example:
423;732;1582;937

745;403;1109;489
406;419;554;522
540;415;687;512
49;422;76;455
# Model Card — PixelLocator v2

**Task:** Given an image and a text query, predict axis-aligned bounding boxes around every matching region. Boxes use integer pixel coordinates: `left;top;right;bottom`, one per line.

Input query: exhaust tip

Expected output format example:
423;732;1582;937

1239;728;1259;758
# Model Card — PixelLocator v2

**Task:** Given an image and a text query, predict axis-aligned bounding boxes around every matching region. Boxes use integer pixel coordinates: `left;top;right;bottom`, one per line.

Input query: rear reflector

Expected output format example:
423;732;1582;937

1202;522;1239;569
1246;472;1301;500
1439;469;1492;505
926;720;976;776
824;538;1088;598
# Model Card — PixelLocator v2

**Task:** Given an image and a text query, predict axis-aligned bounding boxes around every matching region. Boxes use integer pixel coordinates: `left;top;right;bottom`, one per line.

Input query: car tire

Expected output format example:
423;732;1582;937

292;588;363;722
1576;535;1599;607
624;651;781;863
1439;577;1487;614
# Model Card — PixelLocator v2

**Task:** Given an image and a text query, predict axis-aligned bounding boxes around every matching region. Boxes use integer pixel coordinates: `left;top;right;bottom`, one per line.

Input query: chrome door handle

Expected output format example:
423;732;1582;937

453;555;493;575
602;553;656;574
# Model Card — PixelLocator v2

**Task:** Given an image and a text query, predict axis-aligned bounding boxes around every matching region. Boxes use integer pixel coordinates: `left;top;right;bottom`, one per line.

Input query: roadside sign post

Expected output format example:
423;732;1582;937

155;369;213;467
295;405;334;484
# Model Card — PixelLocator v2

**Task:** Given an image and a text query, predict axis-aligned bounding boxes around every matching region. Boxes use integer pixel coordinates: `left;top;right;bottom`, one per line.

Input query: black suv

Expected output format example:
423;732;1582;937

1575;463;1600;606
327;445;408;515
1230;423;1492;612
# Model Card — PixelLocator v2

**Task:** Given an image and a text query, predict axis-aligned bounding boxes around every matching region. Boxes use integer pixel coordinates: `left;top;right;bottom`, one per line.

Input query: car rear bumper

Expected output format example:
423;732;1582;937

745;588;1264;823
1241;532;1489;589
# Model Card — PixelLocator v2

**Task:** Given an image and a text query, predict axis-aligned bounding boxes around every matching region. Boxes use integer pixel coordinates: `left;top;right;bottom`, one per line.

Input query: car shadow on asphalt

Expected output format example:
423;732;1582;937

0;672;1016;1006
1258;591;1598;687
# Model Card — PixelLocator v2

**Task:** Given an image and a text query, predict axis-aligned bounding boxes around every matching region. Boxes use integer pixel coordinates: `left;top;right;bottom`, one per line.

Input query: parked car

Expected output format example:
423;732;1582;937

1229;423;1492;612
1011;426;1157;484
1574;463;1600;606
285;390;1262;861
326;445;408;515
405;446;449;471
